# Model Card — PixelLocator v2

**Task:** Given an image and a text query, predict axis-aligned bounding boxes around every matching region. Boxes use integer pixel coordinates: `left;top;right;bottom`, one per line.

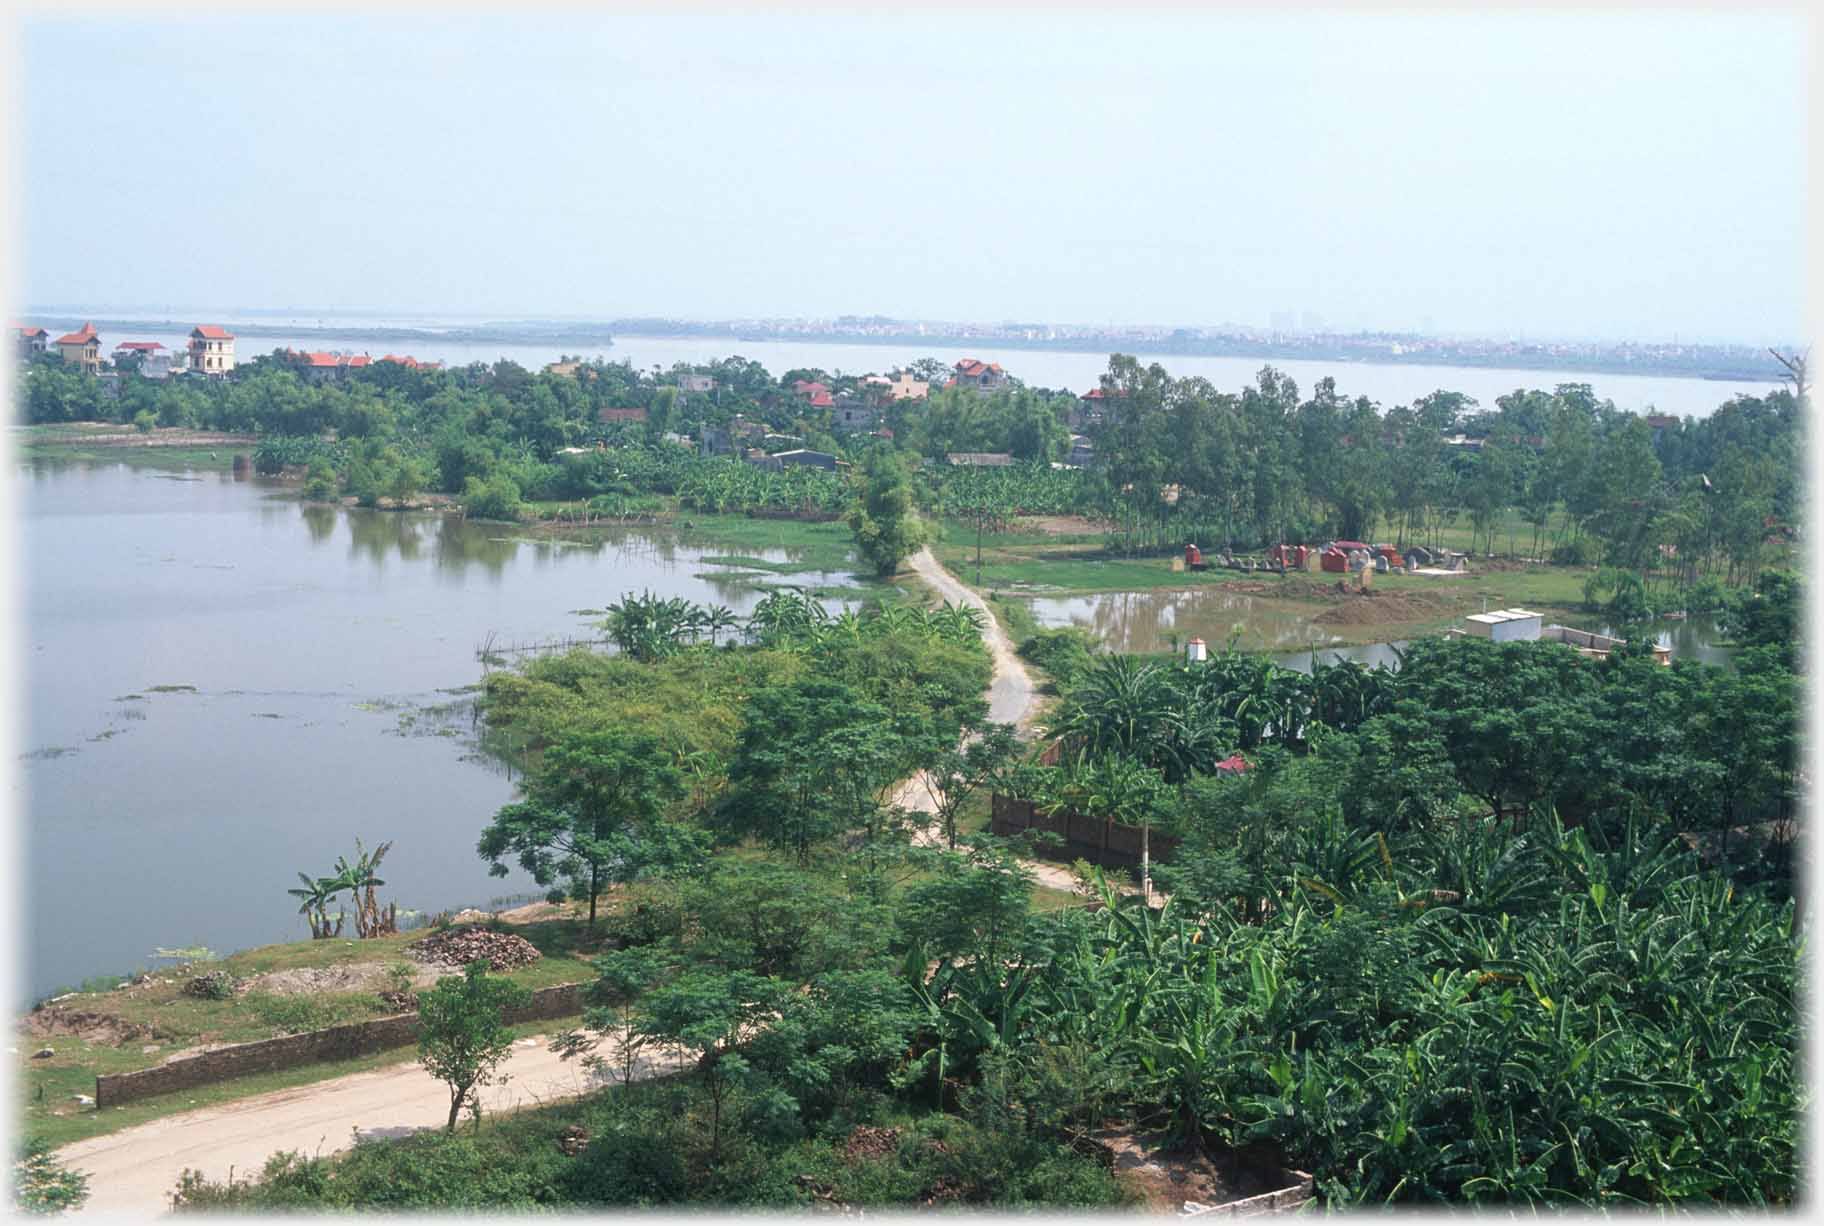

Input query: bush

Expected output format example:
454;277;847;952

302;461;339;500
462;474;525;521
181;970;240;1000
13;1138;89;1214
1551;538;1597;566
1017;627;1097;690
132;409;158;434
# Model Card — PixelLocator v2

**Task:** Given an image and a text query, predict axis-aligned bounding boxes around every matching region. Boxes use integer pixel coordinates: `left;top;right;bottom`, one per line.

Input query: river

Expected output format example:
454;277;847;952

16;460;861;999
60;319;1774;420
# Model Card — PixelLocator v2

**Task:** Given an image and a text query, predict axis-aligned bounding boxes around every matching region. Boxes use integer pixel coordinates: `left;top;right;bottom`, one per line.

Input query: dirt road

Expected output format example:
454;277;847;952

59;1035;687;1216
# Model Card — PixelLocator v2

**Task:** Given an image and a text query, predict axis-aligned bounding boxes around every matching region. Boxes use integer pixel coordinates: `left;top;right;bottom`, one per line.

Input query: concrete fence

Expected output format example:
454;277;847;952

990;794;1181;869
94;982;585;1109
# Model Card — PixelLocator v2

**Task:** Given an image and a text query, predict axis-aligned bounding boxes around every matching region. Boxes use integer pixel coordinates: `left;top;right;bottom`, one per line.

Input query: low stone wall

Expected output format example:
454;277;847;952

95;981;584;1109
990;795;1181;869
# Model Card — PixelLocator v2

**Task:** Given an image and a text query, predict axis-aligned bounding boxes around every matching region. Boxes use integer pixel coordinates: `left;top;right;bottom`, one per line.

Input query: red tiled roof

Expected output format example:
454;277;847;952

598;407;648;423
115;341;165;351
303;351;342;367
16;326;47;338
55;323;98;345
191;325;234;339
345;355;372;367
793;380;830;396
808;390;835;407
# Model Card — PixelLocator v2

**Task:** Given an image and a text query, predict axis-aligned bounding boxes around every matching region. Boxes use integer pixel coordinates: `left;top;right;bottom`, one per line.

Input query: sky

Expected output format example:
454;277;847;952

13;10;1812;345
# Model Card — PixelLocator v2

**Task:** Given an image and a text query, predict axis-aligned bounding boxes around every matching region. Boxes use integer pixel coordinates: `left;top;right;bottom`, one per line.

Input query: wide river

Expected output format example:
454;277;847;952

71;320;1774;420
16;460;861;999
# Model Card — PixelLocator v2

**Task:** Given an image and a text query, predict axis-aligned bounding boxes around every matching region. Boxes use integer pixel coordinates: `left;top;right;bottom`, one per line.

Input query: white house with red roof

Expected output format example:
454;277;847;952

55;322;102;373
188;325;236;376
114;341;172;379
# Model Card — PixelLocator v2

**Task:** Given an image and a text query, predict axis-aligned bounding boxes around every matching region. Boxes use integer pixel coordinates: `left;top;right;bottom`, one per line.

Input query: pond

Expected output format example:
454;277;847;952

1028;587;1733;672
17;460;863;999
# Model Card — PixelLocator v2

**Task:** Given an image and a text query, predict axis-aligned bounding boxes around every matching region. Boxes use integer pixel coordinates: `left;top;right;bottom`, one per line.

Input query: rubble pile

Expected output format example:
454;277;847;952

406;925;542;971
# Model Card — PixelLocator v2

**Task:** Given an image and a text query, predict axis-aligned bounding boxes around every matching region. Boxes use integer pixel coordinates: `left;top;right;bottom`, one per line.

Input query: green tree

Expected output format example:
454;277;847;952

848;449;928;577
416;960;533;1132
477;728;687;924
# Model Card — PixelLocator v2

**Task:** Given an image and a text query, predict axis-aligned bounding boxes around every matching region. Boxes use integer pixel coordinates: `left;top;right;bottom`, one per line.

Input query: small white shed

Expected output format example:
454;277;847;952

1463;608;1543;643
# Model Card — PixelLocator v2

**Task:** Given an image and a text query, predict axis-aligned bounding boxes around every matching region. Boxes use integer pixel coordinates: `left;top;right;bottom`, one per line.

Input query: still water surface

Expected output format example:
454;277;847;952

18;461;858;997
1026;589;1731;672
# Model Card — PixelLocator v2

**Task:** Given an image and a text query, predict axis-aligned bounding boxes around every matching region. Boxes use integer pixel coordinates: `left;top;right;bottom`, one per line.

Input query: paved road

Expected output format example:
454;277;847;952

60;1035;687;1216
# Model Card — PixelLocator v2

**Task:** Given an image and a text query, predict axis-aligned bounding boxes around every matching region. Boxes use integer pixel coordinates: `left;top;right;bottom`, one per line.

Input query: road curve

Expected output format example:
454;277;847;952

903;547;1040;732
59;1035;687;1217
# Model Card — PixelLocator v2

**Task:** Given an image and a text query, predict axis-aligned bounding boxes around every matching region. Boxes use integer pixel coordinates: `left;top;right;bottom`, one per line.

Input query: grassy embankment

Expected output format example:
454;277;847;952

21;915;601;1149
12;423;249;470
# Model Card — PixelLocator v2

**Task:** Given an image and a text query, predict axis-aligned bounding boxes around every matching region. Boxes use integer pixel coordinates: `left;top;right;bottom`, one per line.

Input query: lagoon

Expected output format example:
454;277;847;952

17;460;860;998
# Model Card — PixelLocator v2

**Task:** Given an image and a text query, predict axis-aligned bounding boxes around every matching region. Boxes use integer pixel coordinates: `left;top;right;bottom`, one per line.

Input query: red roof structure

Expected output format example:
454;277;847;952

115;341;166;352
1214;755;1249;774
954;358;1003;377
191;325;234;339
345;355;372;368
792;380;830;397
55;323;99;346
807;390;835;408
597;407;648;423
303;351;342;367
15;325;47;338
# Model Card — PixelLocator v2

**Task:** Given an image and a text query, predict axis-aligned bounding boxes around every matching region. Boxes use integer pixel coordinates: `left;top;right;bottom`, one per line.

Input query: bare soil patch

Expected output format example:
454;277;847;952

241;965;409;996
22;1008;156;1046
1012;514;1108;536
1312;591;1443;626
406;926;543;971
1091;1126;1301;1213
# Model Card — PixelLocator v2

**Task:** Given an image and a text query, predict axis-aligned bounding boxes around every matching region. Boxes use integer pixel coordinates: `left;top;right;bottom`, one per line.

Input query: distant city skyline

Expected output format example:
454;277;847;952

20;13;1808;347
19;301;1798;352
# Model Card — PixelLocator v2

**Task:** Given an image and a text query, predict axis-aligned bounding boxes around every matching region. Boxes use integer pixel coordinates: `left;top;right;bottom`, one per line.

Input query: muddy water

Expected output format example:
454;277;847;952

1028;587;1733;672
17;460;861;998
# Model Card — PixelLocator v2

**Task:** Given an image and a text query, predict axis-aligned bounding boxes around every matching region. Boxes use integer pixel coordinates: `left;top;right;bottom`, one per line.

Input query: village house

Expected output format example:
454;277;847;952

832;396;880;434
15;325;48;361
188;325;236;377
296;351;348;384
380;354;443;370
597;407;649;426
55;322;102;374
700;415;766;457
886;370;929;401
113;341;172;379
945;452;1016;468
677;373;716;394
1067;434;1094;467
1069;386;1123;429
948;358;1006;394
752;448;838;472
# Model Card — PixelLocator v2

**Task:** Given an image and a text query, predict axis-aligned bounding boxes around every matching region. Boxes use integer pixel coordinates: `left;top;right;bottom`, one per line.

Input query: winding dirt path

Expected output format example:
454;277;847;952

897;548;1092;896
59;1035;688;1217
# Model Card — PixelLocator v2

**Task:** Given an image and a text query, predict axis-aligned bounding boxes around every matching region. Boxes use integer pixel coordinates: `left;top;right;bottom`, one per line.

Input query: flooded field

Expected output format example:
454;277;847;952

17;460;864;998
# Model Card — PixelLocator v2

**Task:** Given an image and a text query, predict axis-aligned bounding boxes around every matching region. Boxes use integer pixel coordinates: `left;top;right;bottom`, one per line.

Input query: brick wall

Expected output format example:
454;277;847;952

95;982;585;1109
989;794;1181;868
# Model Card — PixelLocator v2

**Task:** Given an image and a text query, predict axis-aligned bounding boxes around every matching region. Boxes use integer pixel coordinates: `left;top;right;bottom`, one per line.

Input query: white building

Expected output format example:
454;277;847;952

1462;608;1544;643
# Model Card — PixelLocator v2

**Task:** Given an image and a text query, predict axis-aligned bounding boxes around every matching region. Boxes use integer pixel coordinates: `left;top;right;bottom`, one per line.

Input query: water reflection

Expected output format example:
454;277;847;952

1028;588;1345;655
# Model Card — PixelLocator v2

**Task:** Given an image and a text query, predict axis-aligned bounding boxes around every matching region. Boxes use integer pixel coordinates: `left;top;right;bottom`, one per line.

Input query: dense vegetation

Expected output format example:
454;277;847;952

169;559;1801;1210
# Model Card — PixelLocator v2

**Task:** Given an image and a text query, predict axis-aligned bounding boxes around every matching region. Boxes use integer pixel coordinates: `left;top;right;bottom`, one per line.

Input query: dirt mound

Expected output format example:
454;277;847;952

1313;592;1439;625
23;1008;155;1046
242;965;391;996
1090;1127;1301;1214
842;1125;901;1163
406;926;543;971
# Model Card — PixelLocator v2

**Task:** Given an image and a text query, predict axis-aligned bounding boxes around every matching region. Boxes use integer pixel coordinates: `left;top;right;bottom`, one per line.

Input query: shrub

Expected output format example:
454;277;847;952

181;970;240;1000
462;474;524;521
132;409;158;434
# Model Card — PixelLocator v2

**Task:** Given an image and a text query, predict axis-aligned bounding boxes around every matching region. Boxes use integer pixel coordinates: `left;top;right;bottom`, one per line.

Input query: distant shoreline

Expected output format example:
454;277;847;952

23;316;1784;385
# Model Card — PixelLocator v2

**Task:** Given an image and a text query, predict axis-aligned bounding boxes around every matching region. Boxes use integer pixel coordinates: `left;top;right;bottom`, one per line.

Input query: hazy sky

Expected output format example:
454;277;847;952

16;11;1810;343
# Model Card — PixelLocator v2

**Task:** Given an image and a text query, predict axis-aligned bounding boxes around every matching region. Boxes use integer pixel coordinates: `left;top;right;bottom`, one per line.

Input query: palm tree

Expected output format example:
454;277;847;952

288;872;350;939
705;605;740;647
